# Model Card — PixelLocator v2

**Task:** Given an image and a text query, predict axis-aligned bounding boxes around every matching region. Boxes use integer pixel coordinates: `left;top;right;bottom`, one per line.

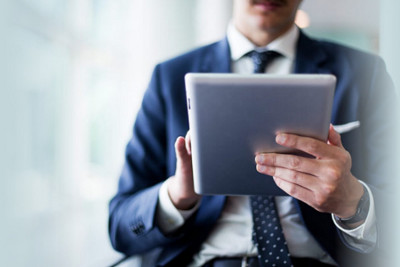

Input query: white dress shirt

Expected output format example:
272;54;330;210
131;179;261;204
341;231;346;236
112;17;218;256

156;24;377;267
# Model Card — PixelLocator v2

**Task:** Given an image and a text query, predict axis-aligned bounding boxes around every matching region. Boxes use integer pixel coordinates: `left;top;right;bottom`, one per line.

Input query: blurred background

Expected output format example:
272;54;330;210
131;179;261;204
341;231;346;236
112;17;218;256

0;0;399;266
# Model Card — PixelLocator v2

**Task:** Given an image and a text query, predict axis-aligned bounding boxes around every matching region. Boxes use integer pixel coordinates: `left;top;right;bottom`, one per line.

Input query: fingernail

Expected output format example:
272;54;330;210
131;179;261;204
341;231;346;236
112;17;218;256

257;165;266;172
276;134;287;144
255;154;264;163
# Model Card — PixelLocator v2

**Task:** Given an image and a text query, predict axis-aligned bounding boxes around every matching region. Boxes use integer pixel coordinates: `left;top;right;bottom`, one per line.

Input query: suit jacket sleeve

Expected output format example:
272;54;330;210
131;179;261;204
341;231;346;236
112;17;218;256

107;59;226;259
108;64;176;255
350;55;400;254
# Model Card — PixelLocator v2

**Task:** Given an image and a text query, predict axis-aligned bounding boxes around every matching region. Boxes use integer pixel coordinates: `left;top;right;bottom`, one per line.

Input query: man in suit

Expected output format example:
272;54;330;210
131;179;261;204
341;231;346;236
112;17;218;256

109;0;399;266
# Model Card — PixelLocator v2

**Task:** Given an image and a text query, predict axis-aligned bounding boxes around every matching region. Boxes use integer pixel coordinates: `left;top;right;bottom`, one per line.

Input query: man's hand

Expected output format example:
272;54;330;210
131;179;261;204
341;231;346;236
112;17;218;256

255;125;364;219
168;132;201;210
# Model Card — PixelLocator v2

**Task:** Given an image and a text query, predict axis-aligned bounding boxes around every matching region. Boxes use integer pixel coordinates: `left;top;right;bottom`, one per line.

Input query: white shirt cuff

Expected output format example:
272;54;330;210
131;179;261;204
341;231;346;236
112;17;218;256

332;180;377;252
156;178;201;234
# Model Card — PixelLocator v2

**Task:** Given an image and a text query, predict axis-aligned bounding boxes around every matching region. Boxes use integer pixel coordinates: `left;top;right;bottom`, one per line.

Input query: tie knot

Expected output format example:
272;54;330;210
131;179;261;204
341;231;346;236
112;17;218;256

248;50;281;73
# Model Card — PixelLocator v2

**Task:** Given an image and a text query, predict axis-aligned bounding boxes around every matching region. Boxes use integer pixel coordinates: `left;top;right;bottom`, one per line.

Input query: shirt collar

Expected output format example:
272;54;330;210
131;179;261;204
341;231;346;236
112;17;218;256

227;23;299;61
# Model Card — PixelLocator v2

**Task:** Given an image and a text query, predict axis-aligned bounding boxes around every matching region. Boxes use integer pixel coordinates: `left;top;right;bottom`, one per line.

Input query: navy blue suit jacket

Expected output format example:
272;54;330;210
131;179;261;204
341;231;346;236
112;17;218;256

109;31;399;266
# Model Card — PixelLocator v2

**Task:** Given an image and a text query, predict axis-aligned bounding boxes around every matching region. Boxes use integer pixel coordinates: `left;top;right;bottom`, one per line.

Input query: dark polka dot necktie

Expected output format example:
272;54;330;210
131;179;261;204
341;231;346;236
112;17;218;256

251;196;292;267
248;50;292;266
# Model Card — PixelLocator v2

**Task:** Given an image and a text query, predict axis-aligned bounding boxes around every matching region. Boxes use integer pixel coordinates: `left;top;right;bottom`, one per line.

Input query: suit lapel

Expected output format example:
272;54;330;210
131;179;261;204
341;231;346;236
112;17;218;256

295;30;345;122
294;31;328;74
200;37;232;73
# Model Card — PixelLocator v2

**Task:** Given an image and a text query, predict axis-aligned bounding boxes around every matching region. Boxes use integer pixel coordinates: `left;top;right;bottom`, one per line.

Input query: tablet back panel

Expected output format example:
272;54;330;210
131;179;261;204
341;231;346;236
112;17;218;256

185;74;336;195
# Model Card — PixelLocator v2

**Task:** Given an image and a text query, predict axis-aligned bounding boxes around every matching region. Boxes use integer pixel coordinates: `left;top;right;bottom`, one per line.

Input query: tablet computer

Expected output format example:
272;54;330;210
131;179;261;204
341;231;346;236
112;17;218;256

185;73;336;196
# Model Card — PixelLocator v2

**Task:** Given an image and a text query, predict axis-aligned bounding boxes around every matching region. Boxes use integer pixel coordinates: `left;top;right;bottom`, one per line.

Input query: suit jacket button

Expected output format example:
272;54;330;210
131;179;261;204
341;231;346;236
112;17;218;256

131;223;145;235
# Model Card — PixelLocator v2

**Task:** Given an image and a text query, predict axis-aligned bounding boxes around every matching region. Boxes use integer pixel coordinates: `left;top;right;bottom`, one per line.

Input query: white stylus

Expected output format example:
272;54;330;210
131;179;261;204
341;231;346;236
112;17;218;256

333;121;361;134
